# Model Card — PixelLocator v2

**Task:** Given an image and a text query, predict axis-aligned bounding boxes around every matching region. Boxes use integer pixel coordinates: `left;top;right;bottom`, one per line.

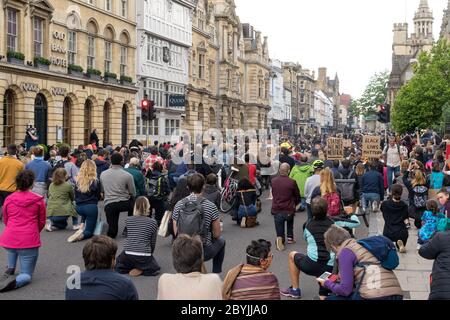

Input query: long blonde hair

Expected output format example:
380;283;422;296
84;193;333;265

77;160;97;193
412;170;426;187
133;196;150;217
320;167;337;196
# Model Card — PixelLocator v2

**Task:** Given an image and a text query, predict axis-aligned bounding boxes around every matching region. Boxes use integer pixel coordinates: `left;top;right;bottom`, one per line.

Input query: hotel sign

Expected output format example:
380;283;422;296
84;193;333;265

21;83;39;93
51;31;68;68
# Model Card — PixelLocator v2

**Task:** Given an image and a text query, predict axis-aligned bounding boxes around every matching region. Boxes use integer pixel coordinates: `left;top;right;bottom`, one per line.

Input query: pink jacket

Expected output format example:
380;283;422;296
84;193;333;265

0;191;46;249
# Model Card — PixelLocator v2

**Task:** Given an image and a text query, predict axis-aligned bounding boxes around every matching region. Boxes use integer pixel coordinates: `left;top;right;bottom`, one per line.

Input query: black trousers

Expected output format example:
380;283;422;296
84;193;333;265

149;198;167;226
0;191;13;220
105;199;134;239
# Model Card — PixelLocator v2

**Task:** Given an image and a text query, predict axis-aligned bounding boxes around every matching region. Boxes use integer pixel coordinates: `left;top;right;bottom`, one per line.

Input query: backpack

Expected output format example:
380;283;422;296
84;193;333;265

147;175;170;200
412;185;428;208
324;192;341;217
357;236;399;270
53;159;69;170
335;171;356;203
177;197;206;239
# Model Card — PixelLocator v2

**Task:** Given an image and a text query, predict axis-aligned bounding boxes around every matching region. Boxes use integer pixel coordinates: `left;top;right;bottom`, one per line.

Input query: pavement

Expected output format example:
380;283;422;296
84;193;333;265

369;209;433;300
0;191;344;300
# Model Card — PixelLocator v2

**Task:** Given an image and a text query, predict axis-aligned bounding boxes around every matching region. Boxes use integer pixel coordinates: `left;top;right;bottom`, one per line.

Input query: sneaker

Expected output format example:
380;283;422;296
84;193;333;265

417;244;422;251
280;287;301;299
276;237;285;251
67;229;84;243
45;220;53;232
372;202;378;212
0;274;17;293
406;222;411;229
397;240;406;253
72;224;81;231
287;238;296;245
240;217;247;228
129;269;143;277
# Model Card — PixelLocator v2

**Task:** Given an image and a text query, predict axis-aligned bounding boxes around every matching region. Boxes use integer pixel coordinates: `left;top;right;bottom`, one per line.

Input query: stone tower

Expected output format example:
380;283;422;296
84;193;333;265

441;0;450;41
414;0;434;37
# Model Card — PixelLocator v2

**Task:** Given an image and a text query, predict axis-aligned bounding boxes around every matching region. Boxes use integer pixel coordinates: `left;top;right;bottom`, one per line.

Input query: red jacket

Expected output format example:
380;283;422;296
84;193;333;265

0;191;46;249
271;176;300;215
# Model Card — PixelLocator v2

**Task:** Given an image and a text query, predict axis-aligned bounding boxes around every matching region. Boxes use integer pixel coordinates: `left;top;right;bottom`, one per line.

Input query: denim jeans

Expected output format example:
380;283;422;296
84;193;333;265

274;213;294;242
76;204;98;240
5;248;39;289
362;193;381;210
49;216;69;229
203;237;226;274
300;198;306;211
326;293;403;300
387;166;400;191
306;204;313;222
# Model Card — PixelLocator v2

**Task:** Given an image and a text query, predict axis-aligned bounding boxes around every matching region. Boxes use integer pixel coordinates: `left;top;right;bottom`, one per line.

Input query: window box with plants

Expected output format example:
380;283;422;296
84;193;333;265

68;64;84;77
34;57;51;70
104;72;118;84
7;51;25;65
120;75;133;86
86;68;102;81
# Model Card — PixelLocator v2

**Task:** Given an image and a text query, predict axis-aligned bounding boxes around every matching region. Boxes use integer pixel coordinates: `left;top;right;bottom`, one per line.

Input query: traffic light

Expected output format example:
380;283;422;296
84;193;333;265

377;104;391;124
141;98;149;120
141;97;156;121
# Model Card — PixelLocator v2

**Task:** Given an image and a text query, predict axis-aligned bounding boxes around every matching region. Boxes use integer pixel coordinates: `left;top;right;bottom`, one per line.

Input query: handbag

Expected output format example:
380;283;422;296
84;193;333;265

240;192;257;228
158;210;172;237
94;211;108;236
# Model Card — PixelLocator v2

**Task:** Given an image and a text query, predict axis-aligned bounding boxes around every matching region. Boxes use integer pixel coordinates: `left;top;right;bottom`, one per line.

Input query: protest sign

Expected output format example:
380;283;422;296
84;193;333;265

326;138;343;160
362;136;382;160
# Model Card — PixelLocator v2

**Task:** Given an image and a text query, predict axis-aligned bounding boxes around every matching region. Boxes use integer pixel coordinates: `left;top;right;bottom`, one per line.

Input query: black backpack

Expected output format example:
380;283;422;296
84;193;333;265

335;171;356;203
147;175;170;200
53;160;69;170
177;197;206;240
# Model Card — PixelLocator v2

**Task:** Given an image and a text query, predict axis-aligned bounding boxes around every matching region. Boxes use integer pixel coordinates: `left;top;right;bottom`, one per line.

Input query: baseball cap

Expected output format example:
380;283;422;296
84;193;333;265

312;160;324;169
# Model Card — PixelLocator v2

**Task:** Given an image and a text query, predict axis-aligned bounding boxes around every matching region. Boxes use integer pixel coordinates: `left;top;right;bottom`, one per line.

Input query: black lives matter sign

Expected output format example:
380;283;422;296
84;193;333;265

327;138;343;160
362;136;382;160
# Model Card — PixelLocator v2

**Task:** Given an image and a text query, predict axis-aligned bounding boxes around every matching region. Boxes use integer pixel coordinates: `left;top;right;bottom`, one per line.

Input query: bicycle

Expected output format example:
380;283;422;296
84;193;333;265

219;167;239;213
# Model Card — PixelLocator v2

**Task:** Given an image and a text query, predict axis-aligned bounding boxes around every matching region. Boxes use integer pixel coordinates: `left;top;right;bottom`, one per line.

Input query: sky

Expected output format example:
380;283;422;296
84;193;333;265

234;0;447;99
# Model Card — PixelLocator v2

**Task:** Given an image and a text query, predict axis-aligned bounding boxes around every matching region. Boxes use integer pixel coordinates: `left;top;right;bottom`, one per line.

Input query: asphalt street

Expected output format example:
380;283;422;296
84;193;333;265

0;191;368;300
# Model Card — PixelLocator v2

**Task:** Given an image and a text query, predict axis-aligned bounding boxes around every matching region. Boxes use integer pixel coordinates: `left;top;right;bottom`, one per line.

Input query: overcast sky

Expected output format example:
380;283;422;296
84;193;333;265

234;0;447;98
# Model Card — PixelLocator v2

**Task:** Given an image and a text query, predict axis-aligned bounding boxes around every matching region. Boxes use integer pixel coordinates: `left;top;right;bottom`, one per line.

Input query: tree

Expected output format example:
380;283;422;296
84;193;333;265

392;39;450;134
351;71;390;117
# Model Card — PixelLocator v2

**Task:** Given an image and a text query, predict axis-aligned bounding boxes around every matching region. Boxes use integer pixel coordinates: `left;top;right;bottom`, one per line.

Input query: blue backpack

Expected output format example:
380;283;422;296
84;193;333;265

357;236;399;270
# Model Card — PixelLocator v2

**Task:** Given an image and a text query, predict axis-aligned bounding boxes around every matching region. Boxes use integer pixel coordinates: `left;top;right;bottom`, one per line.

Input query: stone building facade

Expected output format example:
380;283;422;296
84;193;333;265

298;68;316;134
185;0;219;135
0;0;137;148
388;0;435;106
268;59;284;130
282;62;300;135
184;0;271;137
316;67;339;130
136;0;195;144
440;0;450;41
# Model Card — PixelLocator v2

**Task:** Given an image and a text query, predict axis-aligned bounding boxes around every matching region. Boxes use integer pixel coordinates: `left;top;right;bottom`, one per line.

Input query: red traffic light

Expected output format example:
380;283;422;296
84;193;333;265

141;99;149;110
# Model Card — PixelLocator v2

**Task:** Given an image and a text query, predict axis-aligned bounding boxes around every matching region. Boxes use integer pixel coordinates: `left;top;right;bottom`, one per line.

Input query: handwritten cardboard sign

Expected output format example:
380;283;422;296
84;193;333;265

362;136;382;160
326;138;343;160
343;139;352;148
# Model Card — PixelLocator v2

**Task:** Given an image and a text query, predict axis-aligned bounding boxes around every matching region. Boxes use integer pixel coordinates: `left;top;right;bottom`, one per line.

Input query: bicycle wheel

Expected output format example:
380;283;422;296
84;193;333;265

220;190;236;213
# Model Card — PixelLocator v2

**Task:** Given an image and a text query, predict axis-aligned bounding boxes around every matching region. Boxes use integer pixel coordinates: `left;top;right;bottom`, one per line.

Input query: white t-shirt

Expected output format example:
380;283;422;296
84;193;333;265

383;145;401;168
157;273;223;300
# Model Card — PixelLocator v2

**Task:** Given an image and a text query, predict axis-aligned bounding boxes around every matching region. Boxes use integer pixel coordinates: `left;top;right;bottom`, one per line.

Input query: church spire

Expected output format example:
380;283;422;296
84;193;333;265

414;0;434;39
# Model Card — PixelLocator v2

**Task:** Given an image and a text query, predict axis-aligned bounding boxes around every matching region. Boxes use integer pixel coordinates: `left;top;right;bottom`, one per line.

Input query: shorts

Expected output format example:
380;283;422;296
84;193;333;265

294;253;333;297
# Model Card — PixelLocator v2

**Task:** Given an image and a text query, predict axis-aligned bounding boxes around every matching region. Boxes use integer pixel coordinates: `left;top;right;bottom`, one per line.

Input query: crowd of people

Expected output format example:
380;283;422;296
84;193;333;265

0;127;449;300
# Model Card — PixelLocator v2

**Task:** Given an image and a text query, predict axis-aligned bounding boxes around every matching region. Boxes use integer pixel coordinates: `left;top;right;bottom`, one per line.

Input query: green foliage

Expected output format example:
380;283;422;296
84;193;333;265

104;72;117;79
350;71;390;117
120;75;132;83
34;56;51;66
68;64;83;73
392;39;450;134
87;68;101;76
7;51;25;60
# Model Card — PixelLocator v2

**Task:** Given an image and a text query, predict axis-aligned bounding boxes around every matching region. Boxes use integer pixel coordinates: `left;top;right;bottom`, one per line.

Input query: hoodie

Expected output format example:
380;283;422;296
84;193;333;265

203;184;221;210
95;158;110;179
0;191;46;249
289;163;313;197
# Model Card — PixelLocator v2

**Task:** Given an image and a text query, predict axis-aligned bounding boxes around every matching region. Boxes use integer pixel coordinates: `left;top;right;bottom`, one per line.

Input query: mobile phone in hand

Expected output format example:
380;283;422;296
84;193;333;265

318;272;332;281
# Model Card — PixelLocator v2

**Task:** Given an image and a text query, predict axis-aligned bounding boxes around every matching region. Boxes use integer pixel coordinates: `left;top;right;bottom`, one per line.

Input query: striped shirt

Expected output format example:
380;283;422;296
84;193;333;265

229;265;280;300
124;216;158;255
172;194;219;246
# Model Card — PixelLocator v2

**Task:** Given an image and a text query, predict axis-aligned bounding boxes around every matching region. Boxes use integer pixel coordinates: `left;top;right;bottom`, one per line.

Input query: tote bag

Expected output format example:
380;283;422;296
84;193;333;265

158;210;172;237
94;211;108;236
